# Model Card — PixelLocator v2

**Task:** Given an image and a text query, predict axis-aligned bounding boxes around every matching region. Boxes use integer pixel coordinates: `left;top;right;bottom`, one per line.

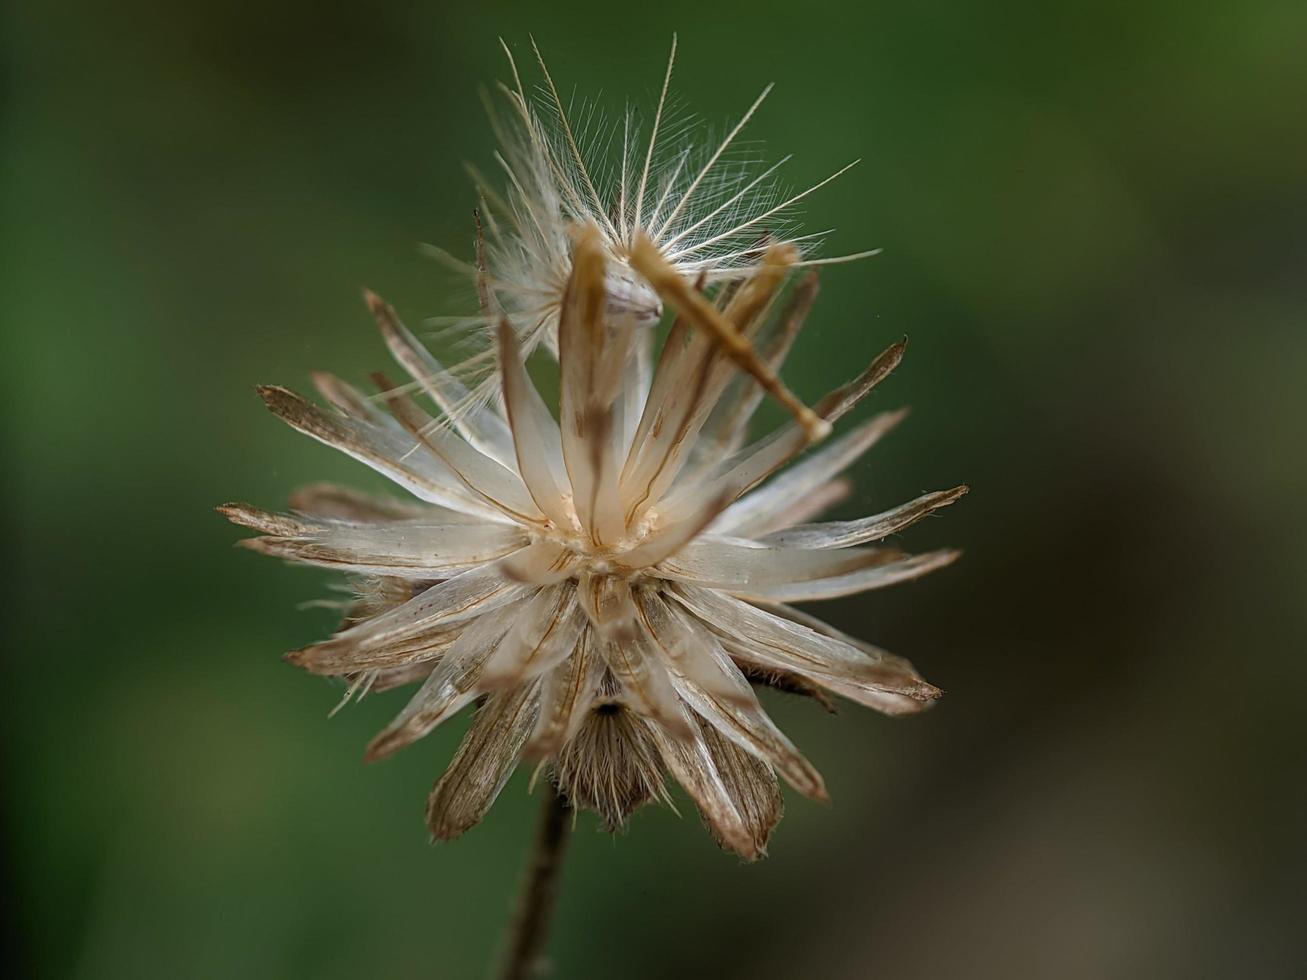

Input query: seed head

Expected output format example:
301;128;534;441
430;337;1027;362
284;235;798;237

221;227;964;858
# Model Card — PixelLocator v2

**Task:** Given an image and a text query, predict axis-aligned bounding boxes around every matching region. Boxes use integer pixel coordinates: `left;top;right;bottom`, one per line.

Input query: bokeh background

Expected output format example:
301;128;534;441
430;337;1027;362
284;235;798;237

5;1;1305;977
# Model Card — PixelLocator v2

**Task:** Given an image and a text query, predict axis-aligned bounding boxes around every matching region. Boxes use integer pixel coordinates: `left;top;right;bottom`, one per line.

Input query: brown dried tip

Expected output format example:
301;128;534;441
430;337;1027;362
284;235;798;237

628;232;831;443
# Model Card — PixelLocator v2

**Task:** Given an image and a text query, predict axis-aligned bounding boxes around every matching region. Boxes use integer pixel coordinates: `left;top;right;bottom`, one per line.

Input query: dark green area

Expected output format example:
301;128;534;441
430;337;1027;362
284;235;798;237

5;1;1305;976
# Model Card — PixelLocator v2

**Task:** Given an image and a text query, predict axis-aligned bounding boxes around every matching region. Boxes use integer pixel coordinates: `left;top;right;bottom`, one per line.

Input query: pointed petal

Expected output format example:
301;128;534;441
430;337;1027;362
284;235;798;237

285;483;452;523
223;505;529;578
616;490;732;571
698;720;784;859
380;379;545;525
618;252;792;523
738;549;961;602
596;604;693;739
762;486;969;549
556;226;627;545
648;713;756;858
670;586;939;702
297;563;523;672
629;234;826;441
426;680;541;840
495;318;575;530
617;338;724;527
660;537;908;592
288;620;464;677
365;290;518;468
691;271;819;462
630;588;751;707
527;627;605;759
575;572;638;640
621;309;695;481
639;594;827;801
479;585;585;689
714;410;908;535
758;602;939;716
740;478;852;538
659;340;908;524
256;385;502;519
364;603;527;761
368;662;435;692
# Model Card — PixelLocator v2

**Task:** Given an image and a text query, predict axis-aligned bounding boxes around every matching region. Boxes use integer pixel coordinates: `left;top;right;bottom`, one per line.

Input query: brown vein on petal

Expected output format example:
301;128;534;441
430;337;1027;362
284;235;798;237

376;372;544;526
255;385;497;518
697;720;783;860
426;682;540;841
603;633;692;740
527;628;600;759
647;720;754;857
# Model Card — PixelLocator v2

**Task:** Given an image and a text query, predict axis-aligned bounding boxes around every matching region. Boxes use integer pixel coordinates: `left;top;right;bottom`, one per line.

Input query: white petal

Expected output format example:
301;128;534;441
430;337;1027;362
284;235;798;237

290;620;464;677
660;537;907;591
575;572;637;639
286;483;459;523
479;585;585;688
669;585;936;700
736;549;961;602
760;603;939;716
367;290;518;469
618;330;729;525
637;593;826;800
495;318;574;529
617;490;732;570
500;538;577;585
620;254;792;525
631;588;750;708
690;271;818;464
527;626;605;758
314;563;523;661
224;506;528;578
382;384;546;525
761;486;969;549
616;329;654;456
708;409;907;535
658;340;908;523
364;603;527;761
736;478;851;538
257;385;503;520
598;614;693;739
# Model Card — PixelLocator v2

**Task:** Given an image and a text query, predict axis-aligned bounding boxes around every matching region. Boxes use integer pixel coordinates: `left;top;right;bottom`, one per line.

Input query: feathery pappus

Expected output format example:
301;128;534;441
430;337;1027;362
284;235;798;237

221;226;965;858
429;36;879;426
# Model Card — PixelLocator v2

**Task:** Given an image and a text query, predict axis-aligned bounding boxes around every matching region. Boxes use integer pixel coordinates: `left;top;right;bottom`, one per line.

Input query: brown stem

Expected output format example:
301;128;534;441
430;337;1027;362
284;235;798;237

496;784;573;980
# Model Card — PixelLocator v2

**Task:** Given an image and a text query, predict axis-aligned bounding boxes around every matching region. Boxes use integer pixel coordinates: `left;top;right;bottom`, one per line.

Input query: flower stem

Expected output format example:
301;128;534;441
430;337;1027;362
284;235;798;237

496;783;573;980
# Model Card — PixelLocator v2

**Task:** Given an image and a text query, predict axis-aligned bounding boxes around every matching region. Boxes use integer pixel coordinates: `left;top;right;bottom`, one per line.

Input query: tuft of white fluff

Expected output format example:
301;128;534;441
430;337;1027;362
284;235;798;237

423;36;879;424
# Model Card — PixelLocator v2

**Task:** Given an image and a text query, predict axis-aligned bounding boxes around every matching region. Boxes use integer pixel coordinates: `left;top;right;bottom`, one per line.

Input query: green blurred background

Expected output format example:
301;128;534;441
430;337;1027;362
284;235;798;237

5;1;1305;977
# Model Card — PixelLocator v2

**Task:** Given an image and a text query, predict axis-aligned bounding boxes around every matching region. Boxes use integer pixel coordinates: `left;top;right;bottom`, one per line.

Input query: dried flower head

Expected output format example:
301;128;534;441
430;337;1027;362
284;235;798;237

221;226;964;858
432;36;877;422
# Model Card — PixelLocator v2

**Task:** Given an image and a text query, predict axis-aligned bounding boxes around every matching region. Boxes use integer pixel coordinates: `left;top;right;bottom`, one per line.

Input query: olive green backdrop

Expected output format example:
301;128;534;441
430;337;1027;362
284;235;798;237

5;1;1304;977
